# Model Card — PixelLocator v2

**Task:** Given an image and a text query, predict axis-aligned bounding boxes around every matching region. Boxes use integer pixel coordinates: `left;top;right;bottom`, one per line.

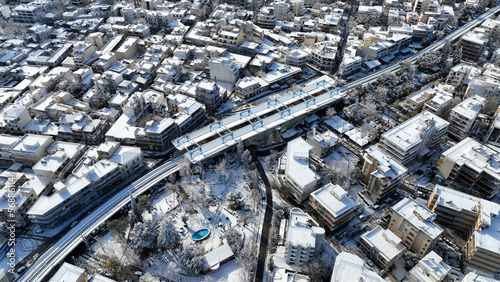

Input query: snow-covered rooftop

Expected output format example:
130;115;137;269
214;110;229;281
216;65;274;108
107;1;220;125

286;208;324;247
361;226;406;262
391;198;443;239
408;251;450;282
285;138;319;190
331;252;384;282
310;183;356;219
381;111;449;151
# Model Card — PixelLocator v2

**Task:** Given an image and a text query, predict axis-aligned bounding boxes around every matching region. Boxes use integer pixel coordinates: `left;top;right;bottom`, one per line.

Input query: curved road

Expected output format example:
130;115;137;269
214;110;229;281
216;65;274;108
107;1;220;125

18;156;183;282
19;5;500;282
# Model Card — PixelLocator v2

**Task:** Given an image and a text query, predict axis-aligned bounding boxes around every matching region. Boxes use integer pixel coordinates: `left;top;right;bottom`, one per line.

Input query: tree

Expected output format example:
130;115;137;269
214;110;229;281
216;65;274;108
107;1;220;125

360;122;378;139
225;228;244;254
179;246;207;276
242;149;252;167
215;158;227;179
320;161;347;186
227;192;243;210
107;218;128;238
0;20;28;38
137;195;155;214
236;243;257;281
139;273;161;282
303;260;328;282
285;12;295;22
255;70;265;78
130;220;158;253
130;192;143;223
453;46;463;65
325;108;337;119
179;158;192;179
157;219;181;251
481;96;500;116
236;141;244;163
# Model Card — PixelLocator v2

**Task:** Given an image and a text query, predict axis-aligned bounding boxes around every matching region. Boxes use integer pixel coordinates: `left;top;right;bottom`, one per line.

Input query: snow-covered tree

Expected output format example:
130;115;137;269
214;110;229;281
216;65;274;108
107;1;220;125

325;108;337;119
236;243;257;281
179;158;192;179
107;218;128;238
227;192;243;210
215;158;227;179
236;141;244;163
179;246;207;276
139;273;161;282
320;160;348;186
360;122;378;139
157;219;181;251
285;11;295;22
225;228;244;254
303;254;329;281
137;195;155;214
130;220;158;253
242;149;252;167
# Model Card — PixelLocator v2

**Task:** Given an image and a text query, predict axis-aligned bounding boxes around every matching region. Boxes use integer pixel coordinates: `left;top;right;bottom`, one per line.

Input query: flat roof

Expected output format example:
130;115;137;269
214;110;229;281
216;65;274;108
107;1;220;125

361;226;405;261
391;198;443;239
441;137;500;180
286;208;324;247
311;183;356;219
285;138;319;189
382;111;449;151
409;251;450;282
49;263;84;282
331;252;384;282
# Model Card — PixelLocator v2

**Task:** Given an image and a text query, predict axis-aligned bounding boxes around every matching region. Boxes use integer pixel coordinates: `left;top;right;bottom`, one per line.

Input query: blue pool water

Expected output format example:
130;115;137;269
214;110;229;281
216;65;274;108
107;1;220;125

192;228;211;241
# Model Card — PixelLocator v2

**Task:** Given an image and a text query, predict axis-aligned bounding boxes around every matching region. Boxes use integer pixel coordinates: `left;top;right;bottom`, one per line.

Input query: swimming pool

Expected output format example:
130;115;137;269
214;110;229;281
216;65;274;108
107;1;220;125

192;228;211;241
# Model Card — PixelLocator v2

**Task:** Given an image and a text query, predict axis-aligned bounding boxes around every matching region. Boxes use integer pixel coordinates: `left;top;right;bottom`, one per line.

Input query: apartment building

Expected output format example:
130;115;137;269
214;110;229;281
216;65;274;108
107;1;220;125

234;76;268;99
11;1;51;24
309;183;356;231
27;144;143;227
486;110;500;148
445;64;481;90
437;138;500;199
10;134;54;166
389;198;443;256
216;30;244;47
465;76;500;98
284;208;325;266
339;55;363;78
32;141;87;178
427;185;500;274
362;146;408;203
310;41;337;71
359;226;406;270
58;112;109;146
447;95;484;140
195;80;223;111
256;7;276;29
286;49;310;67
284;138;320;203
209;58;240;84
402;87;435;113
459;32;487;62
422;87;453;116
379;111;449;166
115;37;139;60
73;42;97;68
427;185;483;240
0;105;32;134
331;252;384;282
406;251;451;282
